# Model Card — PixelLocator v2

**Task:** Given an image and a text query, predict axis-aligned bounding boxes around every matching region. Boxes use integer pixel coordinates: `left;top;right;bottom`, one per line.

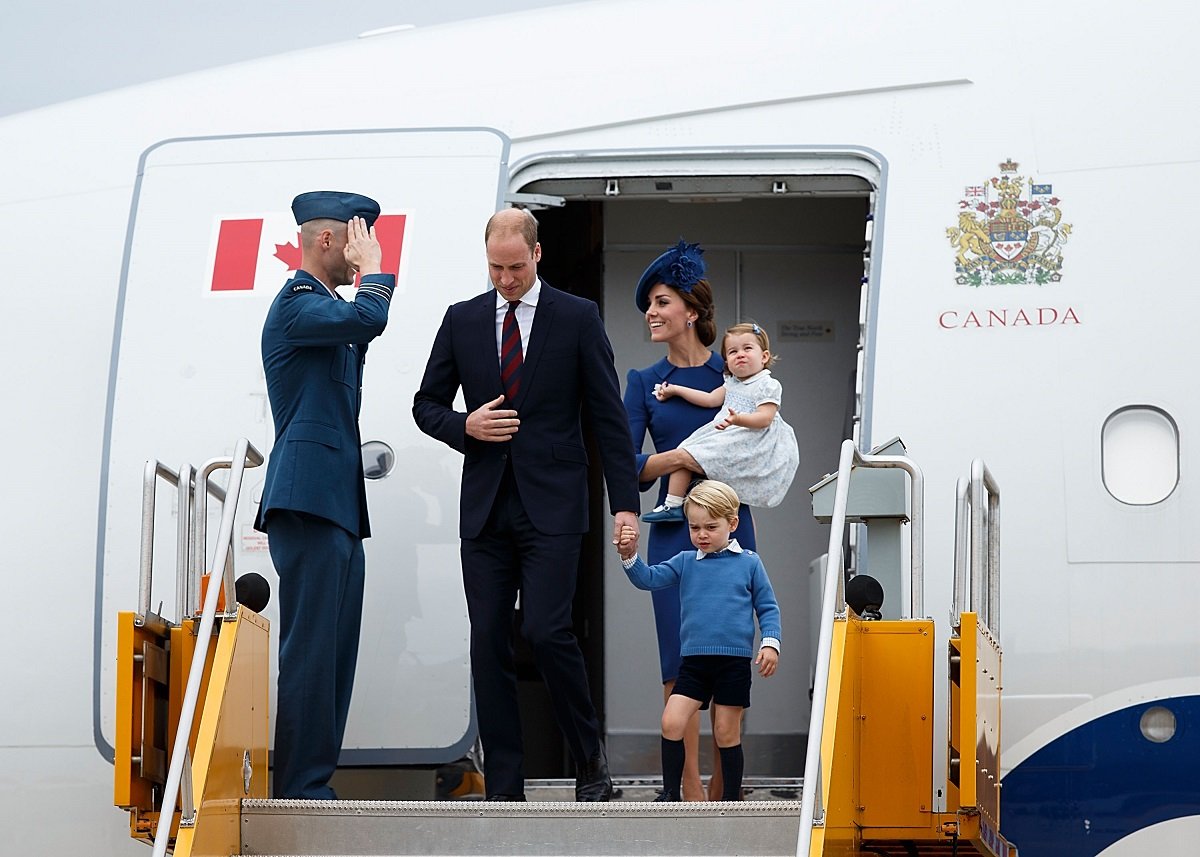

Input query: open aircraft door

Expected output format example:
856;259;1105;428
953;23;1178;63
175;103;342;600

97;128;509;765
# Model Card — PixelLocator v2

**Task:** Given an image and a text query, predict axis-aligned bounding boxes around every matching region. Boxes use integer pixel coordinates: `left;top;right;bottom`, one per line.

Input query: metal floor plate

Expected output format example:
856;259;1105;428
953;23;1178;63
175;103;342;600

241;797;805;856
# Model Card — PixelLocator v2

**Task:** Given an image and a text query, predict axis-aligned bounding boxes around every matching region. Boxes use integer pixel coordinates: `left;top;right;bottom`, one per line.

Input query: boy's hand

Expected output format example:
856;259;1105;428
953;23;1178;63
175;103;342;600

616;524;639;560
755;645;779;677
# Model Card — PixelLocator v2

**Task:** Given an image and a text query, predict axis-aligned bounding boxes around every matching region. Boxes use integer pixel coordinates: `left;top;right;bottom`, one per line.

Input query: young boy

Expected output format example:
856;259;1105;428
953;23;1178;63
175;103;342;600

617;480;781;801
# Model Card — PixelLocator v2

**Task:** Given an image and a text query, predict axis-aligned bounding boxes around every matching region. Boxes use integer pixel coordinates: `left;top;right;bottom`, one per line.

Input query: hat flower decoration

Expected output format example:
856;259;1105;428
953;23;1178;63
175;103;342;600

665;239;705;292
634;237;708;311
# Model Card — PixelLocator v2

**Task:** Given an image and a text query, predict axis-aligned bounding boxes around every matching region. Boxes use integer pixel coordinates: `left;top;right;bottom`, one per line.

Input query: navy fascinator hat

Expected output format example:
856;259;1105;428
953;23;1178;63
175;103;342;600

634;239;707;311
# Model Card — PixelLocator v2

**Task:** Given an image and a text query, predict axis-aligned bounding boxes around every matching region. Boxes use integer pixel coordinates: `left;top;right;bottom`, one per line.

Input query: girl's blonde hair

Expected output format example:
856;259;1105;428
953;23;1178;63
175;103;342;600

683;480;741;523
720;322;776;374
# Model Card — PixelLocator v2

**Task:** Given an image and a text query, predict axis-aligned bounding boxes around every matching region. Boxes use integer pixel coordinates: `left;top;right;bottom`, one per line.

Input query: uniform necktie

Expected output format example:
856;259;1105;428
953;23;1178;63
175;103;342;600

500;300;523;402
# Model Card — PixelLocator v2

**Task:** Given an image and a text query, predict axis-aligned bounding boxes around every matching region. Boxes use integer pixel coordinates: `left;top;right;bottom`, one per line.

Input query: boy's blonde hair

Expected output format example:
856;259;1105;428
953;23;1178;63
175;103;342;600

720;322;777;373
683;480;741;523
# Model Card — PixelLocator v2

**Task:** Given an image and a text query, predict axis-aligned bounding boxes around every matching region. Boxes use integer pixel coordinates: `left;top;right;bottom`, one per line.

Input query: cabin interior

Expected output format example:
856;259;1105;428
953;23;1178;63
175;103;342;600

515;175;871;781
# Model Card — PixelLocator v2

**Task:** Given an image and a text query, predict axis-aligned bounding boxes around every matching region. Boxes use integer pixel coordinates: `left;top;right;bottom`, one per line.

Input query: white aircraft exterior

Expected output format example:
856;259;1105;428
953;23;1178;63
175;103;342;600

0;2;1196;855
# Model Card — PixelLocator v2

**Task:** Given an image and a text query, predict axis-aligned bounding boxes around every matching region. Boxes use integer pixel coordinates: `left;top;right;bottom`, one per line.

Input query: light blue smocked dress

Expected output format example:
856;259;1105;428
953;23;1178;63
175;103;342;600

678;369;799;508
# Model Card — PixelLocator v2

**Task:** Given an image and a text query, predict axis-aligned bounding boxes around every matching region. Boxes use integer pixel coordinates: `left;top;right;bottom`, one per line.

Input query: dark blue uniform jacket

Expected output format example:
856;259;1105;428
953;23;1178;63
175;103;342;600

254;269;395;538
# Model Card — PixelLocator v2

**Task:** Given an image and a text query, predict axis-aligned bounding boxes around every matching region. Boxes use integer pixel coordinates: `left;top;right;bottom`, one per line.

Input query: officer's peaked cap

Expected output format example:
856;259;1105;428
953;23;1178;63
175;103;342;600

291;191;381;227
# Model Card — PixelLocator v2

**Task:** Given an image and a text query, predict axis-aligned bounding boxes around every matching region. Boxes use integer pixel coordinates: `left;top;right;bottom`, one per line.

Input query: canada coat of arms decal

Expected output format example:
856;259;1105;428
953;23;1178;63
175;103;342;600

947;159;1072;286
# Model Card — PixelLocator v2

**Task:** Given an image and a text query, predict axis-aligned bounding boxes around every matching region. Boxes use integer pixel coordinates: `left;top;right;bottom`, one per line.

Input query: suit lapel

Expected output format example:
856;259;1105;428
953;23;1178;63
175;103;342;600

475;290;504;396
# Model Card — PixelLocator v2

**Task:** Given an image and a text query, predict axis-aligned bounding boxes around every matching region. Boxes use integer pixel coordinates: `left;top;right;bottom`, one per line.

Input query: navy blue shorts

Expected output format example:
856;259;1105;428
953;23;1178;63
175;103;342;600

671;655;752;709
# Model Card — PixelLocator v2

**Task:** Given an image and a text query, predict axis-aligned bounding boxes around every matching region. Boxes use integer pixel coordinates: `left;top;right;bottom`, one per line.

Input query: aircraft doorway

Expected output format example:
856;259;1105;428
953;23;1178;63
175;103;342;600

523;171;872;780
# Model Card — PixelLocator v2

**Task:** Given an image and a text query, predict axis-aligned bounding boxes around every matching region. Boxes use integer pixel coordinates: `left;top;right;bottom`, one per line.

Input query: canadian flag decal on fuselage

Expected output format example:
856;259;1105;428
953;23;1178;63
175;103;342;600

208;213;407;292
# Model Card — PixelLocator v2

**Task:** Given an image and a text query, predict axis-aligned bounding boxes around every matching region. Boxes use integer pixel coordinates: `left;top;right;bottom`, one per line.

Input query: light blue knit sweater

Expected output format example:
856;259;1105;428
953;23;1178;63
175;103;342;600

624;546;781;658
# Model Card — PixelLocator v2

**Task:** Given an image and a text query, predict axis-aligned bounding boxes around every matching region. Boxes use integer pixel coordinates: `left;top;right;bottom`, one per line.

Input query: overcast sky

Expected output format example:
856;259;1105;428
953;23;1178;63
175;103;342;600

1;0;571;116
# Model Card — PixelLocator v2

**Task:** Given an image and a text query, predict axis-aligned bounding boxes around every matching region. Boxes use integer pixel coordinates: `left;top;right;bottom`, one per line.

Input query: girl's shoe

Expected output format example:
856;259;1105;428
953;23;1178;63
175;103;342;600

642;505;684;523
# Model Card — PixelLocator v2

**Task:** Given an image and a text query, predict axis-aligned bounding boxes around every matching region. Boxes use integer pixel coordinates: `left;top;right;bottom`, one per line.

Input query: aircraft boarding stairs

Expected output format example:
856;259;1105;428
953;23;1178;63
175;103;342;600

114;438;1015;857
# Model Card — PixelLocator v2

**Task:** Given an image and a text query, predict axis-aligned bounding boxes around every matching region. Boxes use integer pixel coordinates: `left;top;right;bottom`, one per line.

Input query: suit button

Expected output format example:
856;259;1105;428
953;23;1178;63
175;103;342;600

500;453;508;461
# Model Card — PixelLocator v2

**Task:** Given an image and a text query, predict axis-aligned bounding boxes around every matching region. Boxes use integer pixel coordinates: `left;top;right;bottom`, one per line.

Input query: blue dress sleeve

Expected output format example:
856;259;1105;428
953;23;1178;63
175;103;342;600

623;368;656;493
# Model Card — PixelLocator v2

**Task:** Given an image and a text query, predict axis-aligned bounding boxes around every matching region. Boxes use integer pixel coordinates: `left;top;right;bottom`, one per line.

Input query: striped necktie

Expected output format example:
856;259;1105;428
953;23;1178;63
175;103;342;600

500;300;523;402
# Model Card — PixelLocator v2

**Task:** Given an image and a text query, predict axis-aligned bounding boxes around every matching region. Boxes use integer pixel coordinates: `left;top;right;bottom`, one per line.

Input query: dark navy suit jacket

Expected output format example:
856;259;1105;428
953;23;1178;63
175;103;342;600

413;281;639;538
255;269;395;538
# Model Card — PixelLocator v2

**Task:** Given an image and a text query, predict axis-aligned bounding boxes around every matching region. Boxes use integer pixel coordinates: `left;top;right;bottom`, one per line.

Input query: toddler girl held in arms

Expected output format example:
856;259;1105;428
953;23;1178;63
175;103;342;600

641;323;799;523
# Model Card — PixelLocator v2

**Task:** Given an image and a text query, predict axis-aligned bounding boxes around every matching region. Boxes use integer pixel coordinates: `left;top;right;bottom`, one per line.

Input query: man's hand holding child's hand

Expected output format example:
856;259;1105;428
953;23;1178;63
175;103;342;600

617;524;639;560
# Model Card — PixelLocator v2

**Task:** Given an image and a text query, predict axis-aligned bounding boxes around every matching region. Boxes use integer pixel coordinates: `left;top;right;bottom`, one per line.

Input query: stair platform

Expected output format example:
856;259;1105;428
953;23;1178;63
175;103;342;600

241;796;804;856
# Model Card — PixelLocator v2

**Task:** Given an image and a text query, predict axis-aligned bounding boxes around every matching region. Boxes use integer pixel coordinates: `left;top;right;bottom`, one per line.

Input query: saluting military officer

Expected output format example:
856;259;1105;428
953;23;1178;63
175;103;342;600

254;191;395;799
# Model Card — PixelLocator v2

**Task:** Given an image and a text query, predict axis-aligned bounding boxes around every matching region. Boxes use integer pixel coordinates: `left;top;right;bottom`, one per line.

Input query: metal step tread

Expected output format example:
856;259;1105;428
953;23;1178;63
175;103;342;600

243;797;803;816
241;797;804;856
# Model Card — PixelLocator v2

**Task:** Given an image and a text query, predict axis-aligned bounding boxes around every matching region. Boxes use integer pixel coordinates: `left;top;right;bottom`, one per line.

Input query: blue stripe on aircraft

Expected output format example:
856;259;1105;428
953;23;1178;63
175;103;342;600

1002;695;1200;857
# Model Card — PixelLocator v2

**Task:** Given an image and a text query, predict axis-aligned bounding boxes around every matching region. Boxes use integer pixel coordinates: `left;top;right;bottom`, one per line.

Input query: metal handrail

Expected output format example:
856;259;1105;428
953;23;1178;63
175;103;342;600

138;460;235;623
175;464;194;622
797;439;924;856
952;459;1000;635
139;462;180;618
151;438;262;857
191;457;228;615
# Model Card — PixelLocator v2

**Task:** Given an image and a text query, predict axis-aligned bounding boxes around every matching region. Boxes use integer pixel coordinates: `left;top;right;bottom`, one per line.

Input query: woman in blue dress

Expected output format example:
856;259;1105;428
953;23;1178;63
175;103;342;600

623;239;756;801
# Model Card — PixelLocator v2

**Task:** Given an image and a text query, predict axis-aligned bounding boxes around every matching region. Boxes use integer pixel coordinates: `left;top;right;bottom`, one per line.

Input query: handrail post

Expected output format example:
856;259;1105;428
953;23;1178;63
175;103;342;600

969;459;1001;637
954;461;1000;636
951;476;969;630
798;439;859;856
191;459;232;617
139;461;180;621
150;439;261;857
175;464;194;623
799;441;925;856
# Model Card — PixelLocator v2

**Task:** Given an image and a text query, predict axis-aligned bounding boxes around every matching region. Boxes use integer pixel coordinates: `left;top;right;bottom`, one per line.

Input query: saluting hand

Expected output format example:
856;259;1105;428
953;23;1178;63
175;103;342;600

466;394;520;442
344;216;383;275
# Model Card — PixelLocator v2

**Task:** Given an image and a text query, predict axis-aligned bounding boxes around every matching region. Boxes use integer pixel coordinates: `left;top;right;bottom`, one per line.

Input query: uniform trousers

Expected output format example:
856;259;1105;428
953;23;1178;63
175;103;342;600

267;510;365;799
461;468;601;797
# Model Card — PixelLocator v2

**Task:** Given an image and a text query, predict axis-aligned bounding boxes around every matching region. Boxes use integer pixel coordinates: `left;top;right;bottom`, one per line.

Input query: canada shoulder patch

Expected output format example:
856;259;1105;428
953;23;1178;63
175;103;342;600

291;283;314;293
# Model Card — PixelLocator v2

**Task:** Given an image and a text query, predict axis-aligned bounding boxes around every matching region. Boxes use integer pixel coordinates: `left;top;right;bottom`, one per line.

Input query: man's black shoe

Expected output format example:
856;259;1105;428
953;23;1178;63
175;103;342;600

653;790;680;802
485;794;527;801
575;744;613;802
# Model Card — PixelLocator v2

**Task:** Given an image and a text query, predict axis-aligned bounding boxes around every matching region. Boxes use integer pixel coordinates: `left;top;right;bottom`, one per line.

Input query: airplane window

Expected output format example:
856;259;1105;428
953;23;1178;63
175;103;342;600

1101;407;1178;505
1139;705;1176;743
361;440;395;481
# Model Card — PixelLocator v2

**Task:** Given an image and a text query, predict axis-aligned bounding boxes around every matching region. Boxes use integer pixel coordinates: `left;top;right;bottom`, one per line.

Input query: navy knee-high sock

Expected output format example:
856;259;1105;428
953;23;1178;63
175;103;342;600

661;737;685;798
718;744;744;800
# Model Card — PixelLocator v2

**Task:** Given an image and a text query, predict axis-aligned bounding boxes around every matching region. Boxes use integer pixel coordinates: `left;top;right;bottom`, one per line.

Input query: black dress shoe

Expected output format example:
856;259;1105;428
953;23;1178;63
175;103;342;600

485;794;527;801
575;744;613;802
653;790;680;802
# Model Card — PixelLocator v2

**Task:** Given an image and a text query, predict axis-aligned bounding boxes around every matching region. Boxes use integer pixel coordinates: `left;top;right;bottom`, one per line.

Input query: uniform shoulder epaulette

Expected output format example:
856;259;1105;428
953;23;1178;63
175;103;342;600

292;283;314;293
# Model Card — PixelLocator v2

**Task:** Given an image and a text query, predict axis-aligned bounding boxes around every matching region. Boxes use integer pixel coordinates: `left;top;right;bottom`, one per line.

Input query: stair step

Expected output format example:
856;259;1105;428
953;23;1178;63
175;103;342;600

241;798;804;856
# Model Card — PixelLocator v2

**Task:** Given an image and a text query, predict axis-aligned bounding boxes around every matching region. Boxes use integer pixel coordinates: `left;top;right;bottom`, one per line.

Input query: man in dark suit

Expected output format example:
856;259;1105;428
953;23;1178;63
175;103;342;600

254;191;395;799
413;208;640;801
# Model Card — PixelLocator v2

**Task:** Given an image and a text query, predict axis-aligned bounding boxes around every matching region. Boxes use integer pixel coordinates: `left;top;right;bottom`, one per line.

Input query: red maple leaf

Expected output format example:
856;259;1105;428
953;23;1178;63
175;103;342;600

273;233;302;271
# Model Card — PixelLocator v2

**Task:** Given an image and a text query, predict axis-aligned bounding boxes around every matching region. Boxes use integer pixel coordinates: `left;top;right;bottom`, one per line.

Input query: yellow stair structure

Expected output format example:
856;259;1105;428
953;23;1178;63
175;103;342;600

112;438;1016;856
805;441;1014;857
